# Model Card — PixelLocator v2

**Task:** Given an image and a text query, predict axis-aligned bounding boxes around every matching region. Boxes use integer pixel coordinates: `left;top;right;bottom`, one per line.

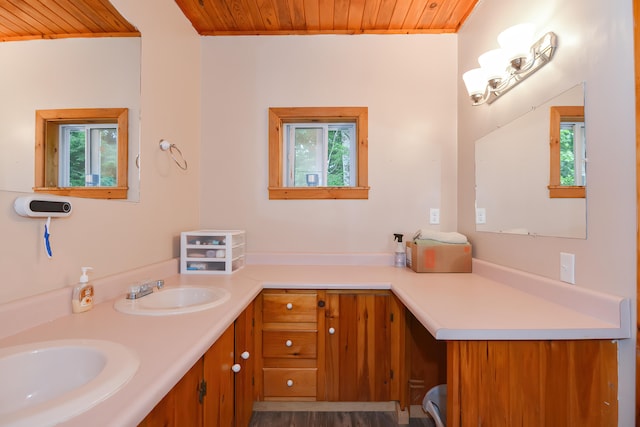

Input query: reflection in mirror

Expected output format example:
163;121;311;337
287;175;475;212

34;108;128;199
548;106;585;198
475;84;586;238
0;37;140;201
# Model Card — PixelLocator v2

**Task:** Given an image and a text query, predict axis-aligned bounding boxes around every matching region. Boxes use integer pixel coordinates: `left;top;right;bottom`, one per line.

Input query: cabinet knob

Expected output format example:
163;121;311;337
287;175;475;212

231;364;241;373
285;339;293;347
318;300;325;308
240;351;250;360
328;327;336;335
286;379;294;387
286;303;293;310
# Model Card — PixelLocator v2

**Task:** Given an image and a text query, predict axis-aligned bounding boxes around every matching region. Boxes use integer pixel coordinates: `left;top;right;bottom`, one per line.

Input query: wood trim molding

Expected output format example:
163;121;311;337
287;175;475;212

268;107;369;200
549;105;585;198
34;108;129;200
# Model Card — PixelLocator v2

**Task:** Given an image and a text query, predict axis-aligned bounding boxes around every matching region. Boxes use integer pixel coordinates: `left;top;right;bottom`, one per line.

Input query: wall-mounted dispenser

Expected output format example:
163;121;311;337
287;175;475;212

14;195;72;218
14;195;72;258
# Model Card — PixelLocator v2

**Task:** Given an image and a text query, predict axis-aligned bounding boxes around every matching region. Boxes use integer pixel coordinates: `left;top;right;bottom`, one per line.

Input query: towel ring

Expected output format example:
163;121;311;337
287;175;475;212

159;139;188;170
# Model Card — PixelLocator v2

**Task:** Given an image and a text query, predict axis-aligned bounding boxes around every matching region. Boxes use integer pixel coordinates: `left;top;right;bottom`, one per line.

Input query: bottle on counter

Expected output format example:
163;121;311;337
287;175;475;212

72;267;94;313
393;233;406;268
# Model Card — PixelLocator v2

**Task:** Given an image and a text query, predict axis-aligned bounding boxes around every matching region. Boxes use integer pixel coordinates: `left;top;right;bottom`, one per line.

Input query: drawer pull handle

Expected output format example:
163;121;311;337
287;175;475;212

241;351;250;360
286;303;293;310
287;379;294;387
285;340;293;347
328;327;336;335
231;364;241;373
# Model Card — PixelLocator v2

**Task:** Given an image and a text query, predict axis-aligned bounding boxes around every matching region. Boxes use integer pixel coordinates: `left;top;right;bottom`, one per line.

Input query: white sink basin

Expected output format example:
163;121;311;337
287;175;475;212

0;339;139;427
114;286;231;316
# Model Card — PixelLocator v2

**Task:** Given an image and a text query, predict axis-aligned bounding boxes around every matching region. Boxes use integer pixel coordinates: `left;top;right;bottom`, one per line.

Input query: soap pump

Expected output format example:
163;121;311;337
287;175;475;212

72;267;94;313
393;233;406;268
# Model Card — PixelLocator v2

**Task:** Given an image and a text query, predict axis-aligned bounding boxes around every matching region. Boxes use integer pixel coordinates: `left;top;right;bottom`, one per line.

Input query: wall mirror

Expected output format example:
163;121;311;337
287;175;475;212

475;83;586;238
0;37;141;201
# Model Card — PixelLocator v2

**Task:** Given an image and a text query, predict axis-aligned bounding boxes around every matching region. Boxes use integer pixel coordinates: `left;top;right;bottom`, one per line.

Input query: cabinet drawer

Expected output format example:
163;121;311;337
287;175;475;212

262;293;317;323
263;368;317;397
263;331;317;358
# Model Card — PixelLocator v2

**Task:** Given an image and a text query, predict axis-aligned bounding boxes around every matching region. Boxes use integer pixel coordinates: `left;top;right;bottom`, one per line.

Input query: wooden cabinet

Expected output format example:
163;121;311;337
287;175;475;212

447;339;618;427
234;301;255;427
406;311;447;405
255;289;406;408
256;289;322;400
138;355;203;427
138;301;254;427
323;290;405;403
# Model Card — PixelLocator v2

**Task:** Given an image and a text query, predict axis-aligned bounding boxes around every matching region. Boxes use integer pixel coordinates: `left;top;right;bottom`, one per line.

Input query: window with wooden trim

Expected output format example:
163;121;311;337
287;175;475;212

268;107;369;200
35;108;128;199
548;105;585;198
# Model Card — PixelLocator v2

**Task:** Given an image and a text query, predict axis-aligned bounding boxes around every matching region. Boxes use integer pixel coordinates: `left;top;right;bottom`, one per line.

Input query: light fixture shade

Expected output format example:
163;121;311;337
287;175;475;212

498;23;535;62
478;49;507;82
462;68;486;97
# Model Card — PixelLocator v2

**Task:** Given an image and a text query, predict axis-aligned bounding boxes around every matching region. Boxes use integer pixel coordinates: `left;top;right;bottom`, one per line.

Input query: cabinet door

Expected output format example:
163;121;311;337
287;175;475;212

324;290;399;402
138;358;204;427
235;301;255;427
447;340;618;427
203;325;235;427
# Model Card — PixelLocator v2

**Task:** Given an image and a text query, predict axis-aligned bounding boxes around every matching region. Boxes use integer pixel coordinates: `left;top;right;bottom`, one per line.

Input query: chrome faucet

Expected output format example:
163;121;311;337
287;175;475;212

126;279;165;300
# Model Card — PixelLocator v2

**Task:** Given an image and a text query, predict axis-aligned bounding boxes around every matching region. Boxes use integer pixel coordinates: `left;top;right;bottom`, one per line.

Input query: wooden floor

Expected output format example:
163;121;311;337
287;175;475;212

248;411;435;427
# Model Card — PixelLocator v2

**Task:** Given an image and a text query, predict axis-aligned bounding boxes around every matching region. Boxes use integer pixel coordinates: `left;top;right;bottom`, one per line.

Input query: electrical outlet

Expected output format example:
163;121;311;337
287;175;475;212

476;208;486;224
560;252;575;284
429;208;440;225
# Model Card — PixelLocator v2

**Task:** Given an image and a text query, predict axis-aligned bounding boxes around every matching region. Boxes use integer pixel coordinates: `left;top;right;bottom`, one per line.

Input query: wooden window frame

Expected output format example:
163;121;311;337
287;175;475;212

268;107;369;200
548;105;585;198
34;108;129;199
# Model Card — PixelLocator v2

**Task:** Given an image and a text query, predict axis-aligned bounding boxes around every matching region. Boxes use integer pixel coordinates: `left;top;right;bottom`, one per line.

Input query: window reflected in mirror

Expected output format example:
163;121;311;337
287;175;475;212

35;108;128;199
549;106;585;198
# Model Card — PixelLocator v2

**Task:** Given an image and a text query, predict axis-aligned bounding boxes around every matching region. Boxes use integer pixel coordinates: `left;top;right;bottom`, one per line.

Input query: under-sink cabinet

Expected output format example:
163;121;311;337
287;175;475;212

254;289;407;406
138;301;254;427
136;290;620;427
446;339;618;427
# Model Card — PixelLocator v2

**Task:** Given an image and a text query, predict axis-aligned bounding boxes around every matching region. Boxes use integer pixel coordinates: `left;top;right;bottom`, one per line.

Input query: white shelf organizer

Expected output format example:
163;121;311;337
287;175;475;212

180;230;245;274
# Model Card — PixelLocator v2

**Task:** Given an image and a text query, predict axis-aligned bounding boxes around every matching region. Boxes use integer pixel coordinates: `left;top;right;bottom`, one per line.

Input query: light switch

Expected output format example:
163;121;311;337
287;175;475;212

476;208;486;224
429;208;440;225
560;252;575;284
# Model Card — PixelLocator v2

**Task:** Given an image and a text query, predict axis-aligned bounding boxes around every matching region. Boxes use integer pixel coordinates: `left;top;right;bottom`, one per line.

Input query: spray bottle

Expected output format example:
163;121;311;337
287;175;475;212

393;234;406;268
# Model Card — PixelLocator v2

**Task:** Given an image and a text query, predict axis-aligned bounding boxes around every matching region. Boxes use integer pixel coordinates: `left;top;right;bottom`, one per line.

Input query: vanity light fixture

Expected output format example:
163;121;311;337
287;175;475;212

462;23;558;106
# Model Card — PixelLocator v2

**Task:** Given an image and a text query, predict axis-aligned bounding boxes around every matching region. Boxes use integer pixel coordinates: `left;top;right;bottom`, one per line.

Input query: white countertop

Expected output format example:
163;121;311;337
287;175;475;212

0;259;630;426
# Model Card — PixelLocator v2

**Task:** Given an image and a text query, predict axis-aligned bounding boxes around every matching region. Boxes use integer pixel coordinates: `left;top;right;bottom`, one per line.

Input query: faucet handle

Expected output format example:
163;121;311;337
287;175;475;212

155;280;165;290
126;285;140;300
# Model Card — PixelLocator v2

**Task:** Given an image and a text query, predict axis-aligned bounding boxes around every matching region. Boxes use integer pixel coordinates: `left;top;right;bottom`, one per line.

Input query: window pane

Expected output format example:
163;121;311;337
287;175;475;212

284;122;356;187
327;125;355;187
290;126;325;187
560;121;585;186
68;128;86;187
93;128;118;187
60;124;118;187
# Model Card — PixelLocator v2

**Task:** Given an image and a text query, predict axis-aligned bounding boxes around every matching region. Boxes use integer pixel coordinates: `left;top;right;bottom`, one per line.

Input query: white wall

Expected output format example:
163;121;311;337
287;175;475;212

457;0;636;424
199;35;458;255
0;0;202;304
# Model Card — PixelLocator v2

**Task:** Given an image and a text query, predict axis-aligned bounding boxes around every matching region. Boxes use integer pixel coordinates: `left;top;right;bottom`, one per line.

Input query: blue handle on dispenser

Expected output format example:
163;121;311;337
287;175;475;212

44;219;52;258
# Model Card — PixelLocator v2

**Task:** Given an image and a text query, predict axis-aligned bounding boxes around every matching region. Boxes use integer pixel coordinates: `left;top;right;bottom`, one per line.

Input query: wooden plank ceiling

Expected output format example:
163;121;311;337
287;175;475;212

0;0;139;42
175;0;478;35
0;0;477;42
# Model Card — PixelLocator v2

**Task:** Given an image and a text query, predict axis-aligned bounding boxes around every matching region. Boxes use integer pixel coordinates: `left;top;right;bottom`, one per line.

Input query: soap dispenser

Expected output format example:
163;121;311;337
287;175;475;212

72;267;94;313
393;234;406;268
